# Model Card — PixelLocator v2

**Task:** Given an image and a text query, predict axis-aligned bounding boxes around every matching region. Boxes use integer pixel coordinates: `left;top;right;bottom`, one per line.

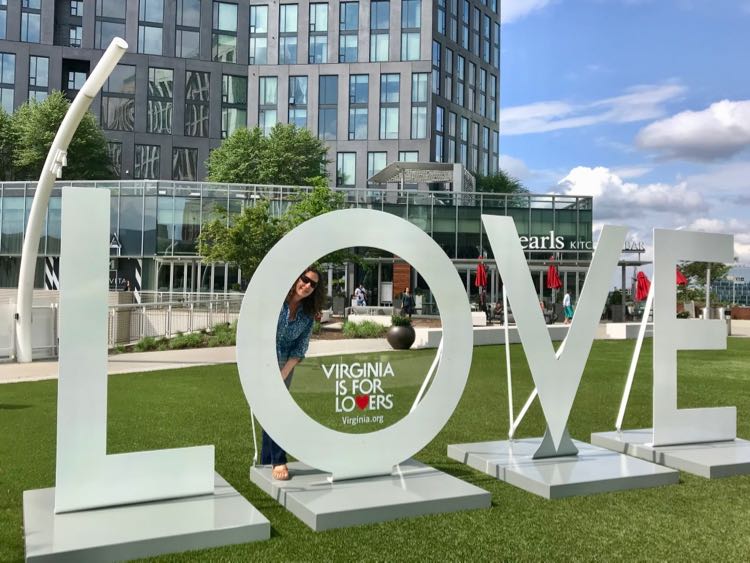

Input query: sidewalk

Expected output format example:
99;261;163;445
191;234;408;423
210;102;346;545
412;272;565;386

0;337;395;385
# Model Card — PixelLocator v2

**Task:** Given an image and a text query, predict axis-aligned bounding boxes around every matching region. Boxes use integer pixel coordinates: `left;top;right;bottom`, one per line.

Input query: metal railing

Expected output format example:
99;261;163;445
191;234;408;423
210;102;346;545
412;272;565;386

107;296;243;347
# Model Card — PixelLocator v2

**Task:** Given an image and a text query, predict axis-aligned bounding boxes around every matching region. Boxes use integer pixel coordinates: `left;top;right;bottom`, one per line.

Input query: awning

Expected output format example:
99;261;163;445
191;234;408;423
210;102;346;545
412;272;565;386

368;162;475;191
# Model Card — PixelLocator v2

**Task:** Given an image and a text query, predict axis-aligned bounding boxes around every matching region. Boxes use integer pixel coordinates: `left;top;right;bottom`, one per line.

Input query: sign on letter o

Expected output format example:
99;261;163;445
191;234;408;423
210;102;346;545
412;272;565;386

236;209;473;480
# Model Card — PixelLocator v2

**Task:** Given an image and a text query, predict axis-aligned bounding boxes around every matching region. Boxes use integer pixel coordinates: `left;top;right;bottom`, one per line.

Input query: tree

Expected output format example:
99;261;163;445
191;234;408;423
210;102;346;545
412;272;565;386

198;184;353;282
0;108;15;180
259;124;329;185
679;261;731;284
198;199;285;280
206;124;329;186
474;170;529;194
11;91;115;180
205;127;265;184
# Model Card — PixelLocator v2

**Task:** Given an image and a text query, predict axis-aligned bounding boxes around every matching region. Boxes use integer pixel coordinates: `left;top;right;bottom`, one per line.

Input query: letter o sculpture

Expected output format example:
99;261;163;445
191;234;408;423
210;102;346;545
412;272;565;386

236;209;473;480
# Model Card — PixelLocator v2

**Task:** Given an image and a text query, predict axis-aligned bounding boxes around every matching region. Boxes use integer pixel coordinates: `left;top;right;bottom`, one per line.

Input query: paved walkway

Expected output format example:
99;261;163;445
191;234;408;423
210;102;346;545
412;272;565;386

3;320;749;385
0;337;395;385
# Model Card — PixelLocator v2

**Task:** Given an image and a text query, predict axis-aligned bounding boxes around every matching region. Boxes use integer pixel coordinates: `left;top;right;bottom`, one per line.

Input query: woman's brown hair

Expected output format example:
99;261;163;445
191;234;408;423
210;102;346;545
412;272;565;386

287;266;326;316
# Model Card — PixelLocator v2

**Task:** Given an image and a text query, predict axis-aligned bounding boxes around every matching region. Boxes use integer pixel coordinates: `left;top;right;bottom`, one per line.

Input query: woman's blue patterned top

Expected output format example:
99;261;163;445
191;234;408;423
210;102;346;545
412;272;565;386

276;300;314;362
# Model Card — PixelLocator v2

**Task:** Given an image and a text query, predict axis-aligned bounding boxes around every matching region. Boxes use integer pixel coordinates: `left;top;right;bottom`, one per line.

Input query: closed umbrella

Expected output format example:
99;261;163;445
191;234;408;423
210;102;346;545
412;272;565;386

635;271;651;301
475;260;487;288
546;263;562;290
676;268;688;286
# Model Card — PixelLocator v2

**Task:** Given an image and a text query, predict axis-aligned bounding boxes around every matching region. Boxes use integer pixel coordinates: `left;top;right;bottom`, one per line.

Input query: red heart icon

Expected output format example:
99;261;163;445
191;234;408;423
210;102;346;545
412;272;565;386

355;395;369;410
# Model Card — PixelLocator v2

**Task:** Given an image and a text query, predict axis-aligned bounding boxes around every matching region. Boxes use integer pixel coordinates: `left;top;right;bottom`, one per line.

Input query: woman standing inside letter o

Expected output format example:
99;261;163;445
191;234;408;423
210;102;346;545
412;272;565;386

262;266;325;480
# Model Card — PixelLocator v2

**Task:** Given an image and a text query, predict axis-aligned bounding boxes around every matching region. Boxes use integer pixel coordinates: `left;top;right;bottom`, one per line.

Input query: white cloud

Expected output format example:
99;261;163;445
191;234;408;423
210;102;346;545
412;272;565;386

636;100;750;161
501;0;552;24
498;154;530;179
682;161;750;196
610;165;652;179
554;166;704;221
501;83;685;135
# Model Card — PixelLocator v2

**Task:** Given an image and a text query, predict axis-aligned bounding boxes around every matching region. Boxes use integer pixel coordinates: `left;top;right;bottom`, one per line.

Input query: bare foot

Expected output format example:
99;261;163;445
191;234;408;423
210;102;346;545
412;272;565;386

272;464;290;480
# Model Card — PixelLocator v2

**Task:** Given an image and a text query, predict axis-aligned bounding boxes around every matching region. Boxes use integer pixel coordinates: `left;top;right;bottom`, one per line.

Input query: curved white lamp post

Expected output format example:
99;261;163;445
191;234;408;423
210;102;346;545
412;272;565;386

15;38;128;363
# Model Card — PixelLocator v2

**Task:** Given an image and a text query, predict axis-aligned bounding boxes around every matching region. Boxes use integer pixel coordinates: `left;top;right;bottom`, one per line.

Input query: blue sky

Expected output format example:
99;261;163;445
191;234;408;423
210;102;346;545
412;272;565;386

499;0;750;262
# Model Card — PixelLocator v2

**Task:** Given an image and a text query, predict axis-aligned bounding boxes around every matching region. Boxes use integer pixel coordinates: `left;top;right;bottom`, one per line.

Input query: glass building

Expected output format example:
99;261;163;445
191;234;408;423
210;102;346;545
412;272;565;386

0;181;594;308
0;0;500;188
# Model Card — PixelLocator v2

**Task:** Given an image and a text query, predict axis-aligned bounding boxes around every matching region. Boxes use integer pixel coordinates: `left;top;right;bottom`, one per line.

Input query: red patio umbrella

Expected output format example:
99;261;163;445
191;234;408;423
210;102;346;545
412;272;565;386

635;271;651;301
475;260;487;288
676;268;688;286
546;263;562;290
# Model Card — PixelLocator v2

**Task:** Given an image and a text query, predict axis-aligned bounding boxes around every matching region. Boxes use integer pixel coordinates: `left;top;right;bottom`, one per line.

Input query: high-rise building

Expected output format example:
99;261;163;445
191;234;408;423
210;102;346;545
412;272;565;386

0;0;500;188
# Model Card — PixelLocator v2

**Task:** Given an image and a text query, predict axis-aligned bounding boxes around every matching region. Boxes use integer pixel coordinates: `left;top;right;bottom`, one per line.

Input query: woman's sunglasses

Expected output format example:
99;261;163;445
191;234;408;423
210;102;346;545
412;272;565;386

299;274;318;288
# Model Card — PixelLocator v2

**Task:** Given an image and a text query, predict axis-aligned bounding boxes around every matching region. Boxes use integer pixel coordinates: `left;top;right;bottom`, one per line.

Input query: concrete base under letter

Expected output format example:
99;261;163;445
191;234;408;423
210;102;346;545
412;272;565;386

591;429;750;478
447;437;678;499
249;458;490;531
23;473;270;562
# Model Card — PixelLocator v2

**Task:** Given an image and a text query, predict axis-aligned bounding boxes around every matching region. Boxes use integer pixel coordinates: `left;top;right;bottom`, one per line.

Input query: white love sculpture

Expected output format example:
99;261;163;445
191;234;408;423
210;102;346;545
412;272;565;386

236;208;474;480
483;216;627;455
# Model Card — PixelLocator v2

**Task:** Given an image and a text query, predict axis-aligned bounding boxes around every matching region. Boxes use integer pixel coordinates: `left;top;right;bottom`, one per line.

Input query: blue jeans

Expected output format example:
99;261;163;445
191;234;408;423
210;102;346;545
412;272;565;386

260;367;294;466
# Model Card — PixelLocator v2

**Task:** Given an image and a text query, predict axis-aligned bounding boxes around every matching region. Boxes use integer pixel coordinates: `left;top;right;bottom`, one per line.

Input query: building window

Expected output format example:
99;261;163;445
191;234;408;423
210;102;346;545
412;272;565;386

367;152;387;182
134;144;160;179
472;6;480;55
176;0;200;58
467;61;475;112
249;4;268;64
0;52;14;113
258;76;278;135
101;64;136;131
401;0;420;61
213;1;237;62
69;25;82;47
21;0;41;43
459;116;468;166
437;0;446;35
70;1;83;17
222;74;247;137
455;55;464;106
447;111;456;163
493;21;500;69
336;152;356;187
288;76;307;128
65;70;86;94
370;1;389;62
379;73;399;140
318;75;337;139
461;0;469;49
411;73;428;139
348;74;368;140
434;106;445;162
185;70;210;137
96;0;126;49
481;125;490;175
399;151;418;162
173;147;198;181
479;68;488;118
444;48;453;102
279;4;298;64
107;141;122;177
489;73;497;122
0;1;6;41
138;0;164;55
431;40;441;95
28;56;49;102
339;1;358;62
482;13;491;63
471;120;479;172
309;3;328;63
147;67;173;134
491;130;498;173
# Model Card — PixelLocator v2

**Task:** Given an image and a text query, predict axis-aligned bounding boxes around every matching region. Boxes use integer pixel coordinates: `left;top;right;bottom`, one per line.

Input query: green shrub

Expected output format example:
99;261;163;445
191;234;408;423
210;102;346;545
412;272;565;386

312;320;321;334
343;320;387;338
676;310;691;319
169;332;205;350
391;314;412;327
133;336;158;352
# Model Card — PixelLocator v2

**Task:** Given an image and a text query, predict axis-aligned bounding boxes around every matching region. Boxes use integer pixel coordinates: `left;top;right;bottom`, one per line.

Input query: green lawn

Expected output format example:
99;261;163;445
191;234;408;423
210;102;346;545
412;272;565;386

2;339;750;561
